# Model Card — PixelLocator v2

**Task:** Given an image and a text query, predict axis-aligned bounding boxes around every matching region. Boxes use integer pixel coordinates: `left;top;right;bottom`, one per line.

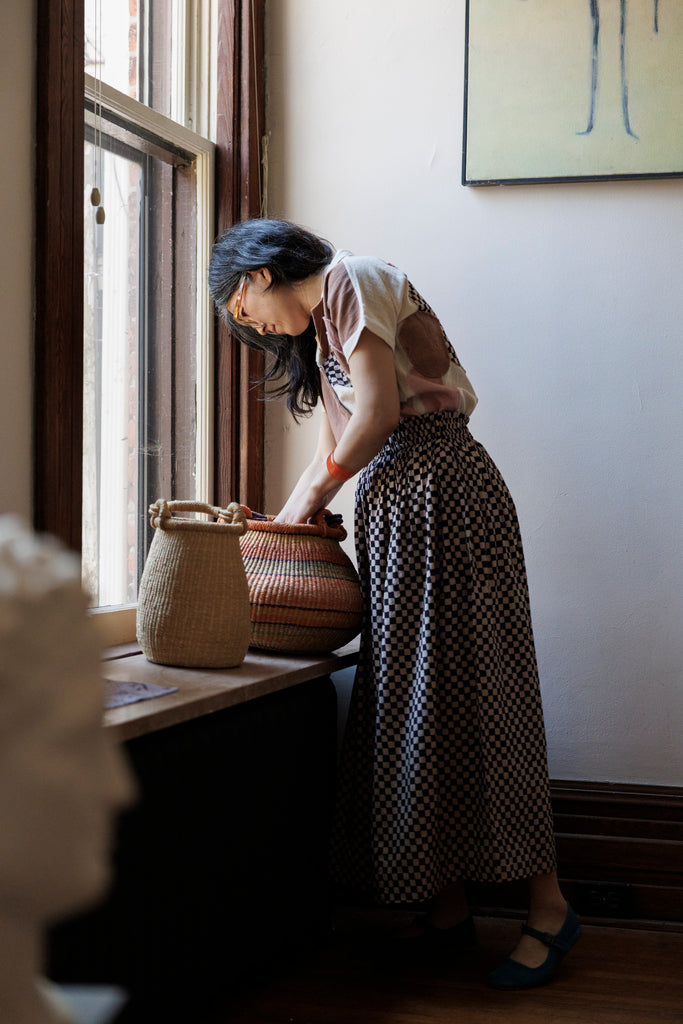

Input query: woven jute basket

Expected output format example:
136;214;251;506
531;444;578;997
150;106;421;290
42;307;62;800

236;506;363;654
137;500;251;668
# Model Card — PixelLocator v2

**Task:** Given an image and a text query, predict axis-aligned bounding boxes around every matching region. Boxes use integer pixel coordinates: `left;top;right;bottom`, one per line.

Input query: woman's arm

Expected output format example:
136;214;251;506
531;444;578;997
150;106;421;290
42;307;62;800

274;410;342;523
274;329;400;523
333;328;400;468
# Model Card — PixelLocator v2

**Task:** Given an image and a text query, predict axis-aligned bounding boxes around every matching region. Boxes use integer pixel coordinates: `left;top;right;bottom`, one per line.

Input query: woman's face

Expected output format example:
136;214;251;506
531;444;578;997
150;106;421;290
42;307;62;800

229;267;312;338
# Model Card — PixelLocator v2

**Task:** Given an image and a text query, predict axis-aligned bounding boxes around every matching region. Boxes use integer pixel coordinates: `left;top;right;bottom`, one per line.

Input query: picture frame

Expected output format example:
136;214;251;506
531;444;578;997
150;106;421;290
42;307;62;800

462;0;683;186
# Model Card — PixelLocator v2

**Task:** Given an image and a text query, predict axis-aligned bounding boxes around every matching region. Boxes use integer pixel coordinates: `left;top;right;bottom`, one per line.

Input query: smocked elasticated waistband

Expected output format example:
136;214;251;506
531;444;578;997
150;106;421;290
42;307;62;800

383;410;471;453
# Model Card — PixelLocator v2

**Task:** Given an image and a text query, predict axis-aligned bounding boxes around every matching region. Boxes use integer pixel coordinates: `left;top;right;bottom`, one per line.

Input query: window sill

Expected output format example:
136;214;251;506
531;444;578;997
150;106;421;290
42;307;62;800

90;604;138;648
103;640;359;743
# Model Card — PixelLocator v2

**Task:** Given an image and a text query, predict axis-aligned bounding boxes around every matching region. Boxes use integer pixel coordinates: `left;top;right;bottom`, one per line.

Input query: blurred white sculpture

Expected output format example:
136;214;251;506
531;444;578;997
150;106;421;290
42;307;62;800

0;517;135;1023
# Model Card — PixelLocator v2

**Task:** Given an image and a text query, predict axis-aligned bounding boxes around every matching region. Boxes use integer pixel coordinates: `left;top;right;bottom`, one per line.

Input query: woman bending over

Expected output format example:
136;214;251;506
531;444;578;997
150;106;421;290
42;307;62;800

209;217;581;990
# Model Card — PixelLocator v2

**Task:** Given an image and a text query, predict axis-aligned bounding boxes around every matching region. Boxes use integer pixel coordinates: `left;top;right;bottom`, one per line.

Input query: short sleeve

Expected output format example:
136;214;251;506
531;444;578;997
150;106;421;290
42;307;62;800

323;256;410;361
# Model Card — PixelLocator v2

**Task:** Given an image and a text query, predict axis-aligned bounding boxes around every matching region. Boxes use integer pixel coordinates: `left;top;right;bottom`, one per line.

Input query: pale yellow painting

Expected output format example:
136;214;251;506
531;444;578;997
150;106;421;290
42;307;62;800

464;0;683;182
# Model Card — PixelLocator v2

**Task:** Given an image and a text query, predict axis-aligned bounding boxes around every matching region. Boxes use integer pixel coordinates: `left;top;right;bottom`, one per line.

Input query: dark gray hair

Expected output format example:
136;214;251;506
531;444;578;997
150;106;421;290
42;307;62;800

209;218;334;418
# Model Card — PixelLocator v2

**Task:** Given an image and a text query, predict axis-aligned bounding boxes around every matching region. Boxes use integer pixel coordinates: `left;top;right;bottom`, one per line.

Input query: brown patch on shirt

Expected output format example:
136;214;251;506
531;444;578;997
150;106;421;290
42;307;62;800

399;313;451;379
325;264;361;347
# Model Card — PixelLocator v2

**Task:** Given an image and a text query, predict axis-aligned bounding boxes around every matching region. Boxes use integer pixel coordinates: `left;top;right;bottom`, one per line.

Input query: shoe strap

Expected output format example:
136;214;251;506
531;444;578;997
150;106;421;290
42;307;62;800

521;922;574;953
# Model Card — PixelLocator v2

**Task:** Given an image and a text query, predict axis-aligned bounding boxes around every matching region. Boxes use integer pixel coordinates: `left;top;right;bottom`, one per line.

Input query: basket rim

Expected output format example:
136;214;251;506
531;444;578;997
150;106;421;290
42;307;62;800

240;506;347;541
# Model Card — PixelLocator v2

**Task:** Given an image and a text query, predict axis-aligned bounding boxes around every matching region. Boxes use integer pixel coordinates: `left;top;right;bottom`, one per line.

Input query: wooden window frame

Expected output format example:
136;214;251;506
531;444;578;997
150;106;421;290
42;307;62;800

34;0;265;550
81;78;212;601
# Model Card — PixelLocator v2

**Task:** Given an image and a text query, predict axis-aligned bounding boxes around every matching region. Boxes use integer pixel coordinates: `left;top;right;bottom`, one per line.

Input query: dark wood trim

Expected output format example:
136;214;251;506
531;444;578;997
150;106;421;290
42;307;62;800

34;0;85;550
214;0;265;512
469;780;683;929
236;0;266;507
214;0;239;507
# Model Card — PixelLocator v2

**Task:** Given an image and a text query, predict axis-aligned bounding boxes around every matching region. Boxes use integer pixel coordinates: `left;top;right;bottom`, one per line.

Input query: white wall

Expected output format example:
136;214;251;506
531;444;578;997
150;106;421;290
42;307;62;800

0;0;35;519
264;1;683;786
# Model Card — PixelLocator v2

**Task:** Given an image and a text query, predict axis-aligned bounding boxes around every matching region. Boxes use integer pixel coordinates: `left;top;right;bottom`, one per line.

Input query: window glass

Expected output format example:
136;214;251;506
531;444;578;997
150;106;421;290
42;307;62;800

83;142;142;605
85;0;174;121
82;123;199;607
82;1;209;608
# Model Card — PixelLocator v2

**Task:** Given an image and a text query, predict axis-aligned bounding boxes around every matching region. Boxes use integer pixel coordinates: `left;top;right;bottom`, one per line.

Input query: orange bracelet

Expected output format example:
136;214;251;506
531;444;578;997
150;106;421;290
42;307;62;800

326;450;354;482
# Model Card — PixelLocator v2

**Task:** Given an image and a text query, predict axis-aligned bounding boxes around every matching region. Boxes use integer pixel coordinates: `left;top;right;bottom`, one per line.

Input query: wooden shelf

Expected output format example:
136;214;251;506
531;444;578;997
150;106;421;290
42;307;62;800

103;640;359;742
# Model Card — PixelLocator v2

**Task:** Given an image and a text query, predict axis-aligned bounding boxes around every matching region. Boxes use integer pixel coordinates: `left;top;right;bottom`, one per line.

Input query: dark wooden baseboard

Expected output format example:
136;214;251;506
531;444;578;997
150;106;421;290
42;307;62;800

469;780;683;930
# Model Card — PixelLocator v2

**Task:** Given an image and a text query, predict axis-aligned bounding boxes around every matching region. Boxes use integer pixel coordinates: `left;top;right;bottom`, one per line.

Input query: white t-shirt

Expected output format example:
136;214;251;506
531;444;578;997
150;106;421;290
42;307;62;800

310;251;478;436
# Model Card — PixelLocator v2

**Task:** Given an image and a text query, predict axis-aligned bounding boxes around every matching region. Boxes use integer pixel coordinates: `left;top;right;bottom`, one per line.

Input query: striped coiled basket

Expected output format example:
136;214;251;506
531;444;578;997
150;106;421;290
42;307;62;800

237;506;362;654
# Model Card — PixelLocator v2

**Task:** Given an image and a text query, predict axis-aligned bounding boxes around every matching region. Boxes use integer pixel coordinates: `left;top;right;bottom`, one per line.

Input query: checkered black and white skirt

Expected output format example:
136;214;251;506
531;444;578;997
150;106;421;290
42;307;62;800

331;411;557;904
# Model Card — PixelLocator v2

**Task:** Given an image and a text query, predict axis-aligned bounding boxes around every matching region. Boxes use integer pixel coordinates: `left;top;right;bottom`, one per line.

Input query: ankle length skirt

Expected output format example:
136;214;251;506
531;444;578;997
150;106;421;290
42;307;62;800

331;411;557;904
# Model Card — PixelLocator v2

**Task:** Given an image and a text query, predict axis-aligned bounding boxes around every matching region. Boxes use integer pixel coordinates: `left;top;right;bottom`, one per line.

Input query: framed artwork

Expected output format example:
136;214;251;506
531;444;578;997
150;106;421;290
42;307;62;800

462;1;683;185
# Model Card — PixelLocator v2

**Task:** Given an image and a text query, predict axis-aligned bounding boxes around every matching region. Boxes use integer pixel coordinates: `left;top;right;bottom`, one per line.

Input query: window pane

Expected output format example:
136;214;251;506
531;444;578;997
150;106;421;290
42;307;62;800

85;0;175;122
82;127;198;607
83;142;141;605
82;0;209;611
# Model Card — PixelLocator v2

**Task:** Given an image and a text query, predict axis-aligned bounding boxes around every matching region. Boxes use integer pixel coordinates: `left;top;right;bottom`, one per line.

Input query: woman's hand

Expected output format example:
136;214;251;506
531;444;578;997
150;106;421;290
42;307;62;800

274;465;342;524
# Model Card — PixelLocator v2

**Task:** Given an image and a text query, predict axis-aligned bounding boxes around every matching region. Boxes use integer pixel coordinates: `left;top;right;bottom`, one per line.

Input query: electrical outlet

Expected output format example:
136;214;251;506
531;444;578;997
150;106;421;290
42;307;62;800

575;881;634;918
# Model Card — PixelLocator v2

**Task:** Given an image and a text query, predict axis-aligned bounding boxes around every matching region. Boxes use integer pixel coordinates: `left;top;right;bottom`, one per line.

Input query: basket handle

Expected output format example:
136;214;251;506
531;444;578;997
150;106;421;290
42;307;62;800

149;500;247;534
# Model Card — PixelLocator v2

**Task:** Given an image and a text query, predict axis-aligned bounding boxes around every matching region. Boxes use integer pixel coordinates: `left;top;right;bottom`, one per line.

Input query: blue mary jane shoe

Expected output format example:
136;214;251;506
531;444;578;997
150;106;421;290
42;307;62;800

488;904;582;990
